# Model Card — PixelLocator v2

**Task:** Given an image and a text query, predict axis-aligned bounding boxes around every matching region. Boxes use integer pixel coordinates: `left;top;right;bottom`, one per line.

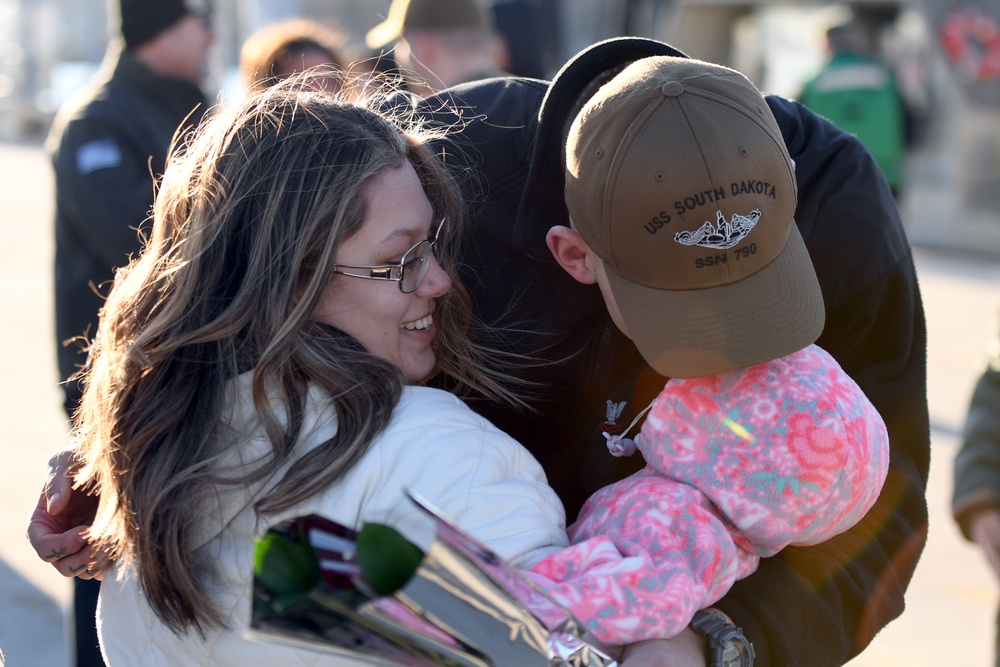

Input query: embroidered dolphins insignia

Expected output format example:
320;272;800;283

674;209;761;250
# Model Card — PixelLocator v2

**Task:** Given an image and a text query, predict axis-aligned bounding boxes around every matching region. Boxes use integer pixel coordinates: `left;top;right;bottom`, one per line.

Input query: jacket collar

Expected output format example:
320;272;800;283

112;50;209;125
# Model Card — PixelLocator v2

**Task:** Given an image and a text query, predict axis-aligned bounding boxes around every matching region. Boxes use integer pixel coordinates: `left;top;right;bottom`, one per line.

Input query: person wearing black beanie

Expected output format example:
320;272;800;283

44;2;212;665
115;0;191;49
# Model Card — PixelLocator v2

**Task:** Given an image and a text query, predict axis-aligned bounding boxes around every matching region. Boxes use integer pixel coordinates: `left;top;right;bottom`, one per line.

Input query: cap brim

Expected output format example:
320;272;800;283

607;223;825;378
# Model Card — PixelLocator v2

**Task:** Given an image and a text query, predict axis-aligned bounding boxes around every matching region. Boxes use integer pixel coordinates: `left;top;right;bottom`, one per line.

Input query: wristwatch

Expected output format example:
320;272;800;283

690;608;755;667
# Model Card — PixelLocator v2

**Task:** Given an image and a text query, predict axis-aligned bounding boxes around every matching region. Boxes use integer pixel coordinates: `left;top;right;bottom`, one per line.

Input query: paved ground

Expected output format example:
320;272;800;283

0;137;998;666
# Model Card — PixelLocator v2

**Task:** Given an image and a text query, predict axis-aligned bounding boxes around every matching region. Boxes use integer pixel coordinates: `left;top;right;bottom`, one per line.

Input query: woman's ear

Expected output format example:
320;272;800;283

546;224;597;285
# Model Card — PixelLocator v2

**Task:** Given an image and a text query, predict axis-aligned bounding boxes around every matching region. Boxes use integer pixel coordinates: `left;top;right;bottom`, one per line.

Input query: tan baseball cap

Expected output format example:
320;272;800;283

365;0;488;49
565;56;825;378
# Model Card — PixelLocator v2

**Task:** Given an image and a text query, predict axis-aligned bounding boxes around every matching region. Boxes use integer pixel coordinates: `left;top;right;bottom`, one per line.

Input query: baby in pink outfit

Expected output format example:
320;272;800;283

530;344;887;644
531;55;890;647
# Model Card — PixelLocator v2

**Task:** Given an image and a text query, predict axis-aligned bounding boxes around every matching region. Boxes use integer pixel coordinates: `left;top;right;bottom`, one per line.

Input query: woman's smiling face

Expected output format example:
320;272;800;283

311;163;451;383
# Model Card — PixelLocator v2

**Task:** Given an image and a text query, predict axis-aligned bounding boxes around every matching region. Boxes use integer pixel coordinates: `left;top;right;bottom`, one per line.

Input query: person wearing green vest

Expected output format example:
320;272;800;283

799;22;908;198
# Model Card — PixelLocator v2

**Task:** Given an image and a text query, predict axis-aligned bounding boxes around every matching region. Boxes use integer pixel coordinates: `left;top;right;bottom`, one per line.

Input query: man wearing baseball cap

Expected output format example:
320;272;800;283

45;1;212;664
560;55;825;378
407;39;927;666
526;55;888;662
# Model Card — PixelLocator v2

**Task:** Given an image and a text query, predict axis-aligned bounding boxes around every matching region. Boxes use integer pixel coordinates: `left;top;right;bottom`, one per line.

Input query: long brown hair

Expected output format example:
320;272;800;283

73;76;526;634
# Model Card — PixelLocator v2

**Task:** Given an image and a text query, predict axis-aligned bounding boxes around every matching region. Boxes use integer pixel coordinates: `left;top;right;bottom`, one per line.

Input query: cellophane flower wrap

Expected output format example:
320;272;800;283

249;492;618;667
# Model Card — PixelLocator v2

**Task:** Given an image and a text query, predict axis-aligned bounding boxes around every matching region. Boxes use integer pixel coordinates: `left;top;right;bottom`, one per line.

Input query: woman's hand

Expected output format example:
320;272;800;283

619;627;707;667
25;448;102;579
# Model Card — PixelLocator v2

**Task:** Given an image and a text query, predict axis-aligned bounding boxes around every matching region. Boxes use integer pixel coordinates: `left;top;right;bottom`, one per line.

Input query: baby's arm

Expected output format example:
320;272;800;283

531;472;751;646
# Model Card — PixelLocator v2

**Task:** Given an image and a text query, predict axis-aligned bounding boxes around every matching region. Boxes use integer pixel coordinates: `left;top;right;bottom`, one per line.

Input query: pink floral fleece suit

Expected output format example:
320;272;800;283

529;344;890;646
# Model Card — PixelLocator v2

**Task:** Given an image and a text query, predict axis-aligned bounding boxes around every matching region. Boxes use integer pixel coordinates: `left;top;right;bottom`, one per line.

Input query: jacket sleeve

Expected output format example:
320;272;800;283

348;390;570;570
712;97;930;667
953;347;1000;538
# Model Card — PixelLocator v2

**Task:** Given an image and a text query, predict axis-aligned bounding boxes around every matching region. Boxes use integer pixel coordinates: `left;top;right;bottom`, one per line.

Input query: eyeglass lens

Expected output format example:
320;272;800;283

400;242;432;293
399;218;445;293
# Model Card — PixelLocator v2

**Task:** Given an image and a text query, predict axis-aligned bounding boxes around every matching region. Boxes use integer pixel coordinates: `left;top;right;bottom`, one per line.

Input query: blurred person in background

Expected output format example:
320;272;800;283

798;21;910;200
44;0;213;664
240;17;346;93
365;0;509;96
953;327;1000;667
490;0;559;79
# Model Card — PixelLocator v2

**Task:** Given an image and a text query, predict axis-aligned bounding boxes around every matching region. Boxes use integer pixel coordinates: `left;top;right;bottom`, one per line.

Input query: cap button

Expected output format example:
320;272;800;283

660;81;684;97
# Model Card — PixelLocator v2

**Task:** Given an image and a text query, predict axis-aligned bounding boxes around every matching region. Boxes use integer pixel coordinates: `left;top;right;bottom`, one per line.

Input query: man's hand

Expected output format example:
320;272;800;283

969;507;1000;581
25;448;102;579
620;627;708;667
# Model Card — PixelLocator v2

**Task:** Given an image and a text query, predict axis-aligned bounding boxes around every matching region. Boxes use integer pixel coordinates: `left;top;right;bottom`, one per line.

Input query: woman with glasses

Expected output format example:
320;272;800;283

63;77;576;665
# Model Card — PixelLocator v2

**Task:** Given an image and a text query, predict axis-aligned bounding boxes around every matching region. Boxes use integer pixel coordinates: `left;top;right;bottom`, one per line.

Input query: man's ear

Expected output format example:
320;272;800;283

546;224;597;285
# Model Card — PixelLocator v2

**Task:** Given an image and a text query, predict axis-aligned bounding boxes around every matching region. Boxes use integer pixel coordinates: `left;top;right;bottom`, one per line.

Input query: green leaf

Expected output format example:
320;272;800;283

356;523;425;596
253;530;321;602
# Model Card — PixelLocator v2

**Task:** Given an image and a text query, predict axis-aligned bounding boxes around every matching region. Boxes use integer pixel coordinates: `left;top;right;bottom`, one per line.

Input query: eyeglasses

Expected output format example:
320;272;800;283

332;217;446;294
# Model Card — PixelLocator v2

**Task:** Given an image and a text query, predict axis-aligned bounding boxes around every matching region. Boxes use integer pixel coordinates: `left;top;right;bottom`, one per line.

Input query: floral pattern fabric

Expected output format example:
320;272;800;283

530;344;890;645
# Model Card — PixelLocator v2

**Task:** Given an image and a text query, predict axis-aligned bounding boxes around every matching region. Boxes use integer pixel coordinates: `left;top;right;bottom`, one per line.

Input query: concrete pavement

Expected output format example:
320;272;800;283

0;139;72;667
845;246;1000;667
0;137;998;666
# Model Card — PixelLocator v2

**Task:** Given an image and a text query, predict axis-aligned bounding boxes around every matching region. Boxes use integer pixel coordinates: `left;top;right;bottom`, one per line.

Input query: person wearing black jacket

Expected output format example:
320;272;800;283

31;37;928;667
48;0;210;416
44;1;211;664
411;37;929;666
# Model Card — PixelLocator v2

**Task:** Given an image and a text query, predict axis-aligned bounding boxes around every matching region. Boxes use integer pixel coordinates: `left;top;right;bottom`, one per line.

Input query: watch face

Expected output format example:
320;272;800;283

692;609;754;667
721;639;753;667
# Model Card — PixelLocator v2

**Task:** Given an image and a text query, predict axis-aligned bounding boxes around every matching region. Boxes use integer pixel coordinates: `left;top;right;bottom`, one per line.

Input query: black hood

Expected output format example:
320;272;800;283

413;37;688;334
412;38;689;516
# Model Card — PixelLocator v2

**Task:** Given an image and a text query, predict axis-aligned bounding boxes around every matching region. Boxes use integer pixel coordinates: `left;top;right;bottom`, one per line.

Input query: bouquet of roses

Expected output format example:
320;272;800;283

248;493;617;667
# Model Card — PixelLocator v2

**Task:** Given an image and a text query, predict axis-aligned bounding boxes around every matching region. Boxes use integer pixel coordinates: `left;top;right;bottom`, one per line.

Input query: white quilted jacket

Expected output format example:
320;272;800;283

97;379;568;665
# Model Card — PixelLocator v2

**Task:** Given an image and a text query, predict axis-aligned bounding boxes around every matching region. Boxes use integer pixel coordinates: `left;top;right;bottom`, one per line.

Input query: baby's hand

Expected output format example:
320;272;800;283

602;432;637;457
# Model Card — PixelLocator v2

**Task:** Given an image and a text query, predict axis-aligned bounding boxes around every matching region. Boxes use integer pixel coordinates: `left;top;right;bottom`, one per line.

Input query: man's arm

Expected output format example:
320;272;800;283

711;97;930;666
